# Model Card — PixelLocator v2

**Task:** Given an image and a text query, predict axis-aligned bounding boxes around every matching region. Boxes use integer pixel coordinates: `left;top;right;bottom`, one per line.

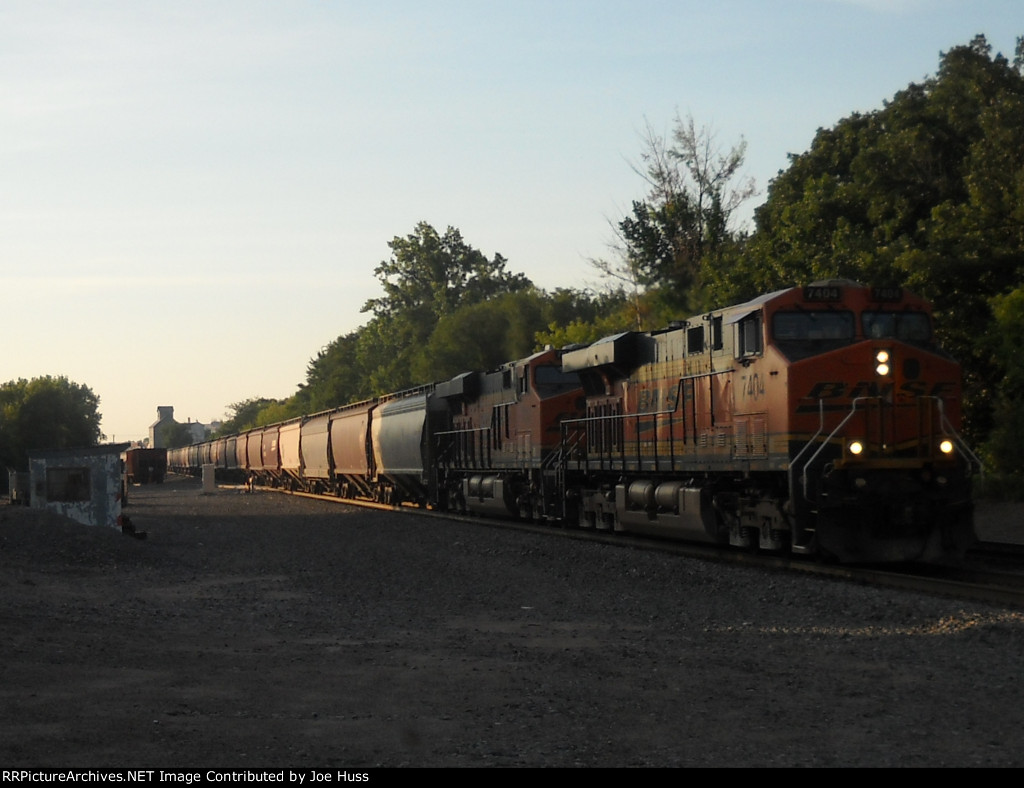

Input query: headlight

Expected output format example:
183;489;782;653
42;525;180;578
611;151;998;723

874;349;891;377
939;439;955;455
848;440;865;456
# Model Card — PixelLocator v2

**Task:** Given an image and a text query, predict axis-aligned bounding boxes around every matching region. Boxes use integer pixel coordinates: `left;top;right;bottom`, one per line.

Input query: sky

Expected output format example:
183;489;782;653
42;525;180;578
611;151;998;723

2;0;1020;443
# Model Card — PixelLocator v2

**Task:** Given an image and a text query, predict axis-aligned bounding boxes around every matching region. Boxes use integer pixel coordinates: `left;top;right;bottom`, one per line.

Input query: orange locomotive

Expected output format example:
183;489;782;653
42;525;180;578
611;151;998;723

560;280;979;562
434;346;585;520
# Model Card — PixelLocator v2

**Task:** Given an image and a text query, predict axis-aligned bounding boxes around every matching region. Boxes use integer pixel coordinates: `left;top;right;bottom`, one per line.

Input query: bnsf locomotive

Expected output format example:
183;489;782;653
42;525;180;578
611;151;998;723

167;281;979;563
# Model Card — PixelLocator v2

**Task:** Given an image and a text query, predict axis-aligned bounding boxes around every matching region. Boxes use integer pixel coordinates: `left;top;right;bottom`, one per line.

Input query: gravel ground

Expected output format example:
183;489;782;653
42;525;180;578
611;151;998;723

2;477;1023;768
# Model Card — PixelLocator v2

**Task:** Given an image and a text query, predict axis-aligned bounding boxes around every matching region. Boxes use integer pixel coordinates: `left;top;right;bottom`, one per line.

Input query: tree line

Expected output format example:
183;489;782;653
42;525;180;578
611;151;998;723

6;35;1023;487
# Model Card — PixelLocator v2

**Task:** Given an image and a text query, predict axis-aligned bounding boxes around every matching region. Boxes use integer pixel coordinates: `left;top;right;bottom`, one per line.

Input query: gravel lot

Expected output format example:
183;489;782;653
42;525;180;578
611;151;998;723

2;477;1024;768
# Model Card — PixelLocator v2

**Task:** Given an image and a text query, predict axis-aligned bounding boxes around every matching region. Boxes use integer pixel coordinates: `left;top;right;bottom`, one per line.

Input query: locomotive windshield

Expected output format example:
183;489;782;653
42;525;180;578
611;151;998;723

772;308;936;359
862;311;931;343
534;365;581;398
772;310;856;359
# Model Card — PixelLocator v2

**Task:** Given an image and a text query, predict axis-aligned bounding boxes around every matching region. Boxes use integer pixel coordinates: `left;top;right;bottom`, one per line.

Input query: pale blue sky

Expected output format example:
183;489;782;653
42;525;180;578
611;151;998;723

2;1;1019;442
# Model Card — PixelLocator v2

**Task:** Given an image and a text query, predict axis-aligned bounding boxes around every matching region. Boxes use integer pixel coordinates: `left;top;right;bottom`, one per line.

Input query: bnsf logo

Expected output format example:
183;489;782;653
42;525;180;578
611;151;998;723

804;381;957;399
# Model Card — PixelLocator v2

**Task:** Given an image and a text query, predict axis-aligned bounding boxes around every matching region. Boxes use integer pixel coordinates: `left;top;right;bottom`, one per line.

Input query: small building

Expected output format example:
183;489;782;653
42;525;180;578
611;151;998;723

28;444;130;529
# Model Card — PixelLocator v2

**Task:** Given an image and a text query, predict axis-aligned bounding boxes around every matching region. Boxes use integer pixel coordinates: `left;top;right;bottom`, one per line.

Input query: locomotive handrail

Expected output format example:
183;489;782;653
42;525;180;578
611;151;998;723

560;377;689;472
558;425;587;465
376;382;437;404
799;396;878;501
935;398;985;478
434;426;491;469
435;427;489;436
787;399;826;510
560;412;638;471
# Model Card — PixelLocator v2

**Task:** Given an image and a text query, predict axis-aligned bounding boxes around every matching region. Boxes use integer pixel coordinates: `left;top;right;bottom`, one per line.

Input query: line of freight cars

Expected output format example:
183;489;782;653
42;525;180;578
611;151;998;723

167;280;981;564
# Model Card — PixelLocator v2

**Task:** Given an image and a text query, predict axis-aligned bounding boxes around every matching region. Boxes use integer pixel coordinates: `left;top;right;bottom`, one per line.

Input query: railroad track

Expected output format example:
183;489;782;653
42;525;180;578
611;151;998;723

245;482;1024;610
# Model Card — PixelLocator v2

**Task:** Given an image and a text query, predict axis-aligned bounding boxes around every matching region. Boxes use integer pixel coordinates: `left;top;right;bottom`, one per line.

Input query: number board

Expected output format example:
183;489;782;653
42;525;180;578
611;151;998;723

803;285;842;302
870;286;903;303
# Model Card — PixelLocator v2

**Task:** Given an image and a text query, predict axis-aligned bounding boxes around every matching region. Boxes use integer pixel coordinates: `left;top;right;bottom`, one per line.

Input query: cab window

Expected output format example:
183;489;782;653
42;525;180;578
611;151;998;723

773;310;855;341
687;326;704;354
534;365;581;398
737;313;763;357
862;311;931;343
772;310;856;360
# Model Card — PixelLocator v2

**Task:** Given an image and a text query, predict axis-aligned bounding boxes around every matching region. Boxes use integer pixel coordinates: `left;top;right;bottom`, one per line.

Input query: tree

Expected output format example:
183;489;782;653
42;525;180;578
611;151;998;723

982;286;1024;483
594;114;756;322
342;222;535;394
408;290;553;381
0;376;104;471
296;332;369;414
298;251;627;412
362;222;532;321
214;397;282;436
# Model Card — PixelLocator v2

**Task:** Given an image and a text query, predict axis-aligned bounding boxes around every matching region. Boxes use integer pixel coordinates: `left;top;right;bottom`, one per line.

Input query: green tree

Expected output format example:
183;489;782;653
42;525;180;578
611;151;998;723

363;222;532;321
297;332;369;414
214;397;282;436
535;286;658;348
983;286;1024;482
253;399;303;427
299;262;625;412
351;222;535;394
408;290;549;381
0;376;104;470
